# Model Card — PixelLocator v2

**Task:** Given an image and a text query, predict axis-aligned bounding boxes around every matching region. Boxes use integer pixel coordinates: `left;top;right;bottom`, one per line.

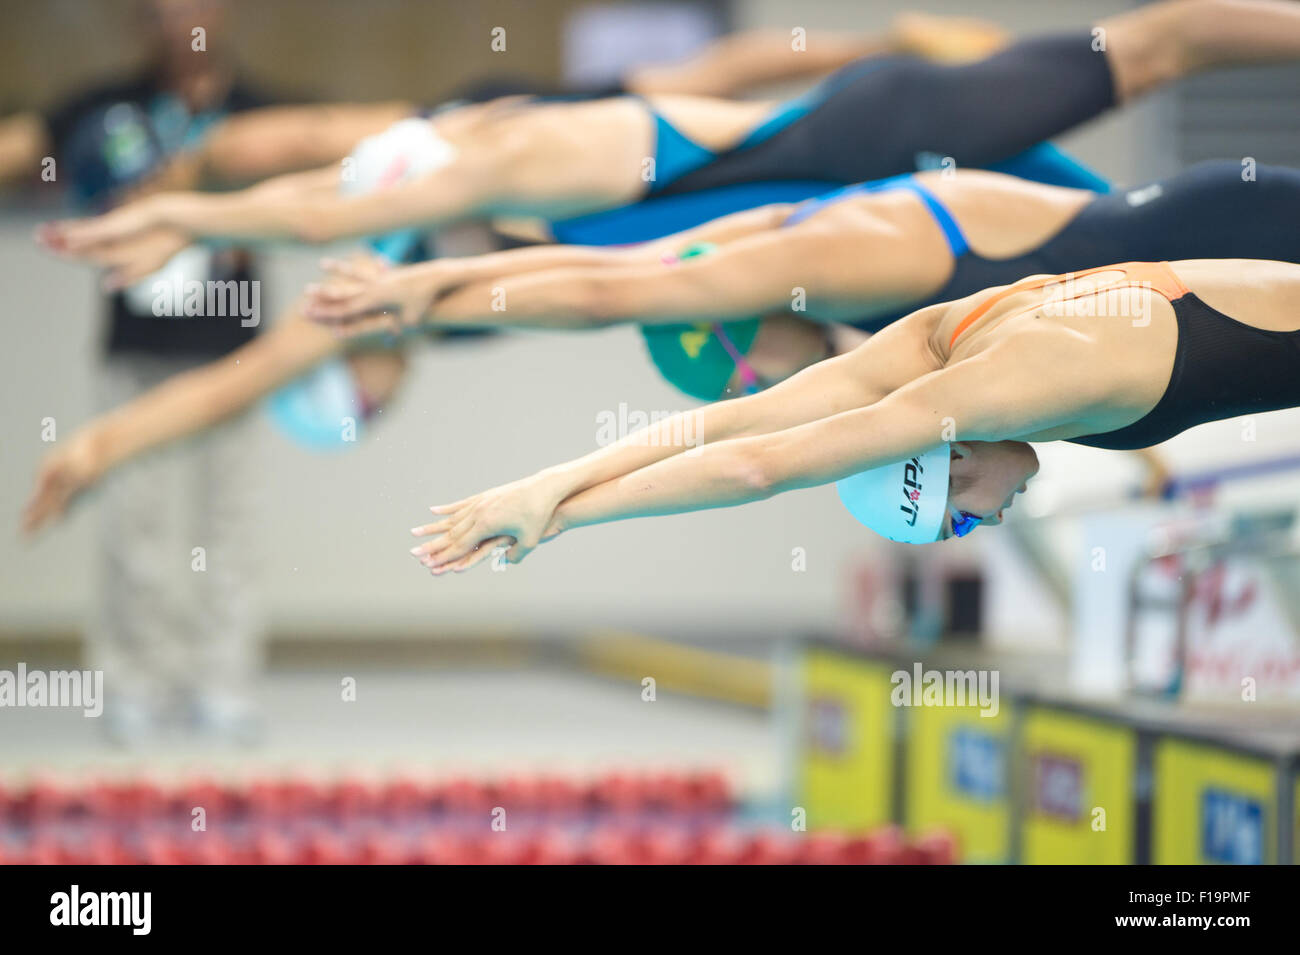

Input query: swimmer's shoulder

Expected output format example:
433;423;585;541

928;274;1066;363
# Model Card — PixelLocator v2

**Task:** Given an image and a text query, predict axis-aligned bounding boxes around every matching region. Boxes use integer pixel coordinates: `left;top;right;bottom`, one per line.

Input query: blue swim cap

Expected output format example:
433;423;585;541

265;358;366;451
836;445;951;545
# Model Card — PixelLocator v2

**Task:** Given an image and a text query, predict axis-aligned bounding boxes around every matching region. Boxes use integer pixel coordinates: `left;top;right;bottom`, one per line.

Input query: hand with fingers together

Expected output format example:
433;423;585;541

37;194;175;258
410;475;569;575
53;225;192;291
304;254;442;340
22;430;106;536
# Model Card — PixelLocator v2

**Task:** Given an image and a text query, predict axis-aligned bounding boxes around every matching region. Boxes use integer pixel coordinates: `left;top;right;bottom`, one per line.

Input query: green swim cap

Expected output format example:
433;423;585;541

641;242;762;402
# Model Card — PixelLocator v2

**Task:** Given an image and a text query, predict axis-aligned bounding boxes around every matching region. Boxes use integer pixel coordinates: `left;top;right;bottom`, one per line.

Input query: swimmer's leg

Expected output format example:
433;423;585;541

1101;0;1300;102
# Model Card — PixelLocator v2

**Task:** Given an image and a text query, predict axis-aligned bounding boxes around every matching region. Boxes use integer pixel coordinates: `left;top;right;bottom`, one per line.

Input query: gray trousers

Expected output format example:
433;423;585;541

92;353;263;708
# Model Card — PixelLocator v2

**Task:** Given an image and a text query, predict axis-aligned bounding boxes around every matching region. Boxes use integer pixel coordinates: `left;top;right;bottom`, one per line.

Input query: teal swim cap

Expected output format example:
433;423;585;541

836;445;951;544
265;358;366;451
641;242;762;402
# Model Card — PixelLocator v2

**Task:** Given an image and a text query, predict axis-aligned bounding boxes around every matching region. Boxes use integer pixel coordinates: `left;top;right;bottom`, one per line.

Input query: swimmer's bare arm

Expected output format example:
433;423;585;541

99;315;341;464
553;307;944;490
42;151;490;257
461;201;795;276
415;329;1103;568
196;102;415;185
305;204;795;332
166;148;516;242
456;338;1084;568
416;389;944;569
102;166;370;243
4;101;411;191
556;391;955;532
425;227;817;329
37;165;343;287
22;314;341;534
410;311;945;566
37;166;347;288
440;201;793;286
555;342;1074;529
413;213;921;331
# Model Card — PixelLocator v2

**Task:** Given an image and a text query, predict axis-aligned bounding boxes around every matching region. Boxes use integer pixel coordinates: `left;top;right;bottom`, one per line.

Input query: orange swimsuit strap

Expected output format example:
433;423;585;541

947;261;1191;350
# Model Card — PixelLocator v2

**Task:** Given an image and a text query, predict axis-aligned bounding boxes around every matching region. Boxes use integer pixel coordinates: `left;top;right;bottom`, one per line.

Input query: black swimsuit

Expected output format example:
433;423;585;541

852;160;1300;331
657;32;1116;196
1069;293;1300;450
948;262;1300;451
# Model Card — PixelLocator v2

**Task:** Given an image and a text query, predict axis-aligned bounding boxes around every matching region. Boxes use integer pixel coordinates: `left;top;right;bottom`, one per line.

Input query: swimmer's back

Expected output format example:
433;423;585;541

933;259;1300;363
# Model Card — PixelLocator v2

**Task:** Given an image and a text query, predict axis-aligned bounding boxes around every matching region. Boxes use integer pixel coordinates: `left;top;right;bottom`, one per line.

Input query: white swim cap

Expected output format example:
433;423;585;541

835;444;951;545
343;117;458;263
122;244;214;315
341;118;457;197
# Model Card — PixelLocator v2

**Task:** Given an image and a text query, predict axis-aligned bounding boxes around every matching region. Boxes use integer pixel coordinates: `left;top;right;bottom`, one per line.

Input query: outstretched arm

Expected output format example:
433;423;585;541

40;140;494;271
306;200;922;338
424;219;824;330
197;102;415;185
37;165;342;287
2;101;409;191
22;311;341;534
415;358;967;571
551;328;1108;535
415;325;1105;570
515;305;941;495
409;309;947;568
41;164;348;246
303;202;795;333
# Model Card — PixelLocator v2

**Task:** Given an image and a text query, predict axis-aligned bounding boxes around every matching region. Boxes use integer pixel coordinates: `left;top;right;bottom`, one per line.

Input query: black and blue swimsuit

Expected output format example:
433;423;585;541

651;31;1116;196
822;160;1300;331
554;31;1115;245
